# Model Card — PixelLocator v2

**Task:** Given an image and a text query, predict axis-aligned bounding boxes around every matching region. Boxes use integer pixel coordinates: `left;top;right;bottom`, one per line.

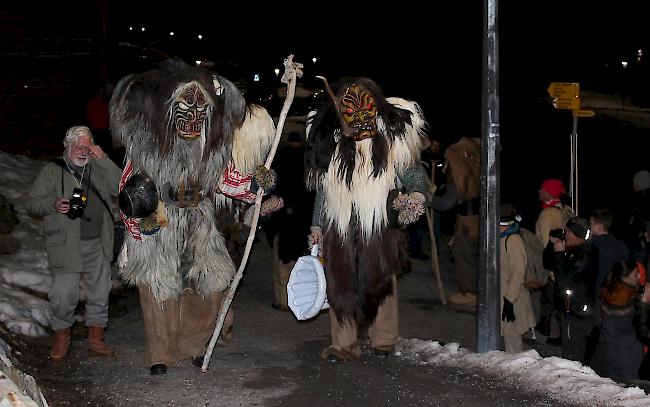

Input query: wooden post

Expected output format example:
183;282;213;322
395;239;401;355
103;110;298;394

425;165;446;305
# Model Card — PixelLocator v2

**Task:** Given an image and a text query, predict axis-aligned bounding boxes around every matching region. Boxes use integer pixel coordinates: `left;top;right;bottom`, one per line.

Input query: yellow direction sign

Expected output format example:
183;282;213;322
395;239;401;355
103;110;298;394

548;82;580;110
554;97;581;110
547;82;579;98
573;109;596;118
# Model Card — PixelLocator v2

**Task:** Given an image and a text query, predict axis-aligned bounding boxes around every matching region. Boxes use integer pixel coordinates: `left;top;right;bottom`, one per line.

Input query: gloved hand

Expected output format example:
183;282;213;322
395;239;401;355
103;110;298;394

307;226;323;257
392;192;426;226
501;297;516;322
251;166;276;194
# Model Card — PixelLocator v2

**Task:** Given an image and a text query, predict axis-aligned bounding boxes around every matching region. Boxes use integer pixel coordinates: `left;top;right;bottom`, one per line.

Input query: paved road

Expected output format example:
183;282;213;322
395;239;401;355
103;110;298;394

3;233;591;407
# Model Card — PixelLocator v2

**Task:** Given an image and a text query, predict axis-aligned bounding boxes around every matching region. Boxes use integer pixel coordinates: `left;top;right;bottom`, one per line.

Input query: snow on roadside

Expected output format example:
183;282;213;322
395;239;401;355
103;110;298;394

397;338;650;407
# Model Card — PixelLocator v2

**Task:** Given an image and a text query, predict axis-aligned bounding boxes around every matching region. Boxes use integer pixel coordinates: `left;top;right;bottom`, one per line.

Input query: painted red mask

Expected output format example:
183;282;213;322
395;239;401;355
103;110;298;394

340;85;378;141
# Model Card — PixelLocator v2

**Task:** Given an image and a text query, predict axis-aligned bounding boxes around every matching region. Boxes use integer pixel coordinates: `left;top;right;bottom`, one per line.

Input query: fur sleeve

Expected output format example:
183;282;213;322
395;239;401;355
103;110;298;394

231;104;275;174
386;97;427;173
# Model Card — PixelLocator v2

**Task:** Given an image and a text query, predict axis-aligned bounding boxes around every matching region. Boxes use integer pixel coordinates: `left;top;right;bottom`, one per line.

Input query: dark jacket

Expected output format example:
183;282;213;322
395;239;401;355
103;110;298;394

592;234;630;291
25;157;122;273
552;241;599;318
592;282;644;382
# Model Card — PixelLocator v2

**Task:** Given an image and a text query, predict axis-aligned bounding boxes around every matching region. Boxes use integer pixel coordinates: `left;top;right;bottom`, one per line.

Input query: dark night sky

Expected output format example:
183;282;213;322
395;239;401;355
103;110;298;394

4;0;649;223
7;0;648;139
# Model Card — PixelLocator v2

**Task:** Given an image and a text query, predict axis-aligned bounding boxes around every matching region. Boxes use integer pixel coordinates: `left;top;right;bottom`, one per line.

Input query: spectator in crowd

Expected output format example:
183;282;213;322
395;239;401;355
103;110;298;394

535;178;574;247
624;170;650;270
534;178;574;343
411;134;447;255
499;204;536;353
269;132;314;310
26;125;122;362
589;209;630;291
549;216;599;363
592;259;644;383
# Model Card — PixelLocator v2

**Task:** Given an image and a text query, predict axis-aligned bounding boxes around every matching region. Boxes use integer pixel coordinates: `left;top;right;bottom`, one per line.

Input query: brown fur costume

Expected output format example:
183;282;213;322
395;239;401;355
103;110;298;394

306;78;428;333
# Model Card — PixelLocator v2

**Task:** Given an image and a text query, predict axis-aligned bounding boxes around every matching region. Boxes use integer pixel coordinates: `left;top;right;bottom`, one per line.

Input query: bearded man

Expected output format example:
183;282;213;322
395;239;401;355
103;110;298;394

26;125;122;362
305;77;430;362
110;59;275;375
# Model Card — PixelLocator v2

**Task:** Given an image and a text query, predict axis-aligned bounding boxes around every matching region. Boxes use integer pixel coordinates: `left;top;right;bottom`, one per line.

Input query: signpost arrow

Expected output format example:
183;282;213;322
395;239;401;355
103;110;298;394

573;109;596;118
547;82;579;98
548;82;580;110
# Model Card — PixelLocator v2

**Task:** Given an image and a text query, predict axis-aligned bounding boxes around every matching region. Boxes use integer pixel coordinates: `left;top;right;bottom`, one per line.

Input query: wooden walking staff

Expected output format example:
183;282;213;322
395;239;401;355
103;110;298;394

202;55;303;372
425;164;446;305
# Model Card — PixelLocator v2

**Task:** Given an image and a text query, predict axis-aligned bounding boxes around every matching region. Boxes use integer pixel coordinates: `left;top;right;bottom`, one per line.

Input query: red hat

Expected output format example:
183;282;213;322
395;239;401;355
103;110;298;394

541;179;565;198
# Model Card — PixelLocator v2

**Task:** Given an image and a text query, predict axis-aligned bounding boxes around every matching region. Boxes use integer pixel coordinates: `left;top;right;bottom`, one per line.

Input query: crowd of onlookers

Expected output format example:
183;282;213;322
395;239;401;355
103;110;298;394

412;133;650;384
492;170;650;385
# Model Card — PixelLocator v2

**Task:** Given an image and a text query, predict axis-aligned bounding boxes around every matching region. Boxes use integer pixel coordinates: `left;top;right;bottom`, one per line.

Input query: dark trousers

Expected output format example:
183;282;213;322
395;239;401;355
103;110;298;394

561;314;594;364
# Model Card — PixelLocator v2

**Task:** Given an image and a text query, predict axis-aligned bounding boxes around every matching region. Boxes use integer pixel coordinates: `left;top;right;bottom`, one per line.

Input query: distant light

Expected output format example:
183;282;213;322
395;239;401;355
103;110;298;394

197;34;203;40
170;32;174;36
621;61;628;68
141;27;145;32
253;74;260;82
129;26;133;31
196;60;202;66
638;49;644;56
312;57;317;63
24;85;28;89
565;289;572;296
274;68;280;76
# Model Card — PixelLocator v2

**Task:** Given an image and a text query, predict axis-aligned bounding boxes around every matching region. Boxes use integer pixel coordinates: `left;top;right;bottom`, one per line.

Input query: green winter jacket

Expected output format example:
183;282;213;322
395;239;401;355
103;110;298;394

25;157;122;274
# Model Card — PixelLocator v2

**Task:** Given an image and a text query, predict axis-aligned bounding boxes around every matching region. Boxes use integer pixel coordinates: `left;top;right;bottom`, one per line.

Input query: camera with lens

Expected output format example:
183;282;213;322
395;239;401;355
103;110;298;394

67;188;87;220
549;228;566;240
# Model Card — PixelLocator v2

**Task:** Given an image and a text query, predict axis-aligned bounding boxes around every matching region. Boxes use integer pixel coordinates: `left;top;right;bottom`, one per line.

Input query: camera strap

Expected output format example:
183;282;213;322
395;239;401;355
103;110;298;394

52;159;115;222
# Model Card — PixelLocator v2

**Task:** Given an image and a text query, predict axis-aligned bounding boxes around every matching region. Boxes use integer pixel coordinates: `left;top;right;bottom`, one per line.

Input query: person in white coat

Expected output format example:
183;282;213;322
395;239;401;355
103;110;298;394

499;204;537;353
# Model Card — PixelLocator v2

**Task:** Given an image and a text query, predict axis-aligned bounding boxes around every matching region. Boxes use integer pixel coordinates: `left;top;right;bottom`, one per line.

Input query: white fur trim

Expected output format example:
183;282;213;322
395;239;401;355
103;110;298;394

321;98;426;241
232;105;275;174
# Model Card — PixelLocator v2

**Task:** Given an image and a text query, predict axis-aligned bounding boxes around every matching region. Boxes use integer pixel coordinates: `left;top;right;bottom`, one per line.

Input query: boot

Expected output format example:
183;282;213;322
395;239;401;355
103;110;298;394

50;328;71;362
272;260;293;310
88;325;115;357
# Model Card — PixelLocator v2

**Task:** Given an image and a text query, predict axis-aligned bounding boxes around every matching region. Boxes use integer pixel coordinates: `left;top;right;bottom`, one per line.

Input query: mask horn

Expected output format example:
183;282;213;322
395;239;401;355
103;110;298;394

316;76;351;138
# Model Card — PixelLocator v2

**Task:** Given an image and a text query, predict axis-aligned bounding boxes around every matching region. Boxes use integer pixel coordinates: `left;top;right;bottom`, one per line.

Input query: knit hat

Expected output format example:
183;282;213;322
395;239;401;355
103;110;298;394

541;179;565;199
566;217;591;240
633;170;650;191
500;204;521;226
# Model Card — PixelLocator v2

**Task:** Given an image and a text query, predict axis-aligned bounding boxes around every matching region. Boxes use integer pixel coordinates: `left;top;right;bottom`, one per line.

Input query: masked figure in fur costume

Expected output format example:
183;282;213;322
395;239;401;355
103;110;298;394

430;137;481;305
110;59;276;375
306;77;430;362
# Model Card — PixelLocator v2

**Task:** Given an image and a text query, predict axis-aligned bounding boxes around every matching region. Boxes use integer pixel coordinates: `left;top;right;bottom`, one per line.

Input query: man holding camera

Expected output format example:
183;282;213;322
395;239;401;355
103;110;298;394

26;125;122;362
548;217;599;363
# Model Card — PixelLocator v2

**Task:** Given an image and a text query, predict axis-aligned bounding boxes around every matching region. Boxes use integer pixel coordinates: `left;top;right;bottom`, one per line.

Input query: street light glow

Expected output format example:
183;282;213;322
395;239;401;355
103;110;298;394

312;57;317;63
141;27;145;32
621;61;628;68
274;68;280;76
197;34;203;40
170;32;174;36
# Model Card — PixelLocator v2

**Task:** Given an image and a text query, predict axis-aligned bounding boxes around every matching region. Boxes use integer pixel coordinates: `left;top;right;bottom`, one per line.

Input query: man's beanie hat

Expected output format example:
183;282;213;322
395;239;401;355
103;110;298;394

633;170;650;191
566;216;591;240
500;204;521;226
541;179;565;199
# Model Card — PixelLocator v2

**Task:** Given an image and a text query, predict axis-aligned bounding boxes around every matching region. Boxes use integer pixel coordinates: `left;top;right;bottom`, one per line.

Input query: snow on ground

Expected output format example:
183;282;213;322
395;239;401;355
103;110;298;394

397;339;650;407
